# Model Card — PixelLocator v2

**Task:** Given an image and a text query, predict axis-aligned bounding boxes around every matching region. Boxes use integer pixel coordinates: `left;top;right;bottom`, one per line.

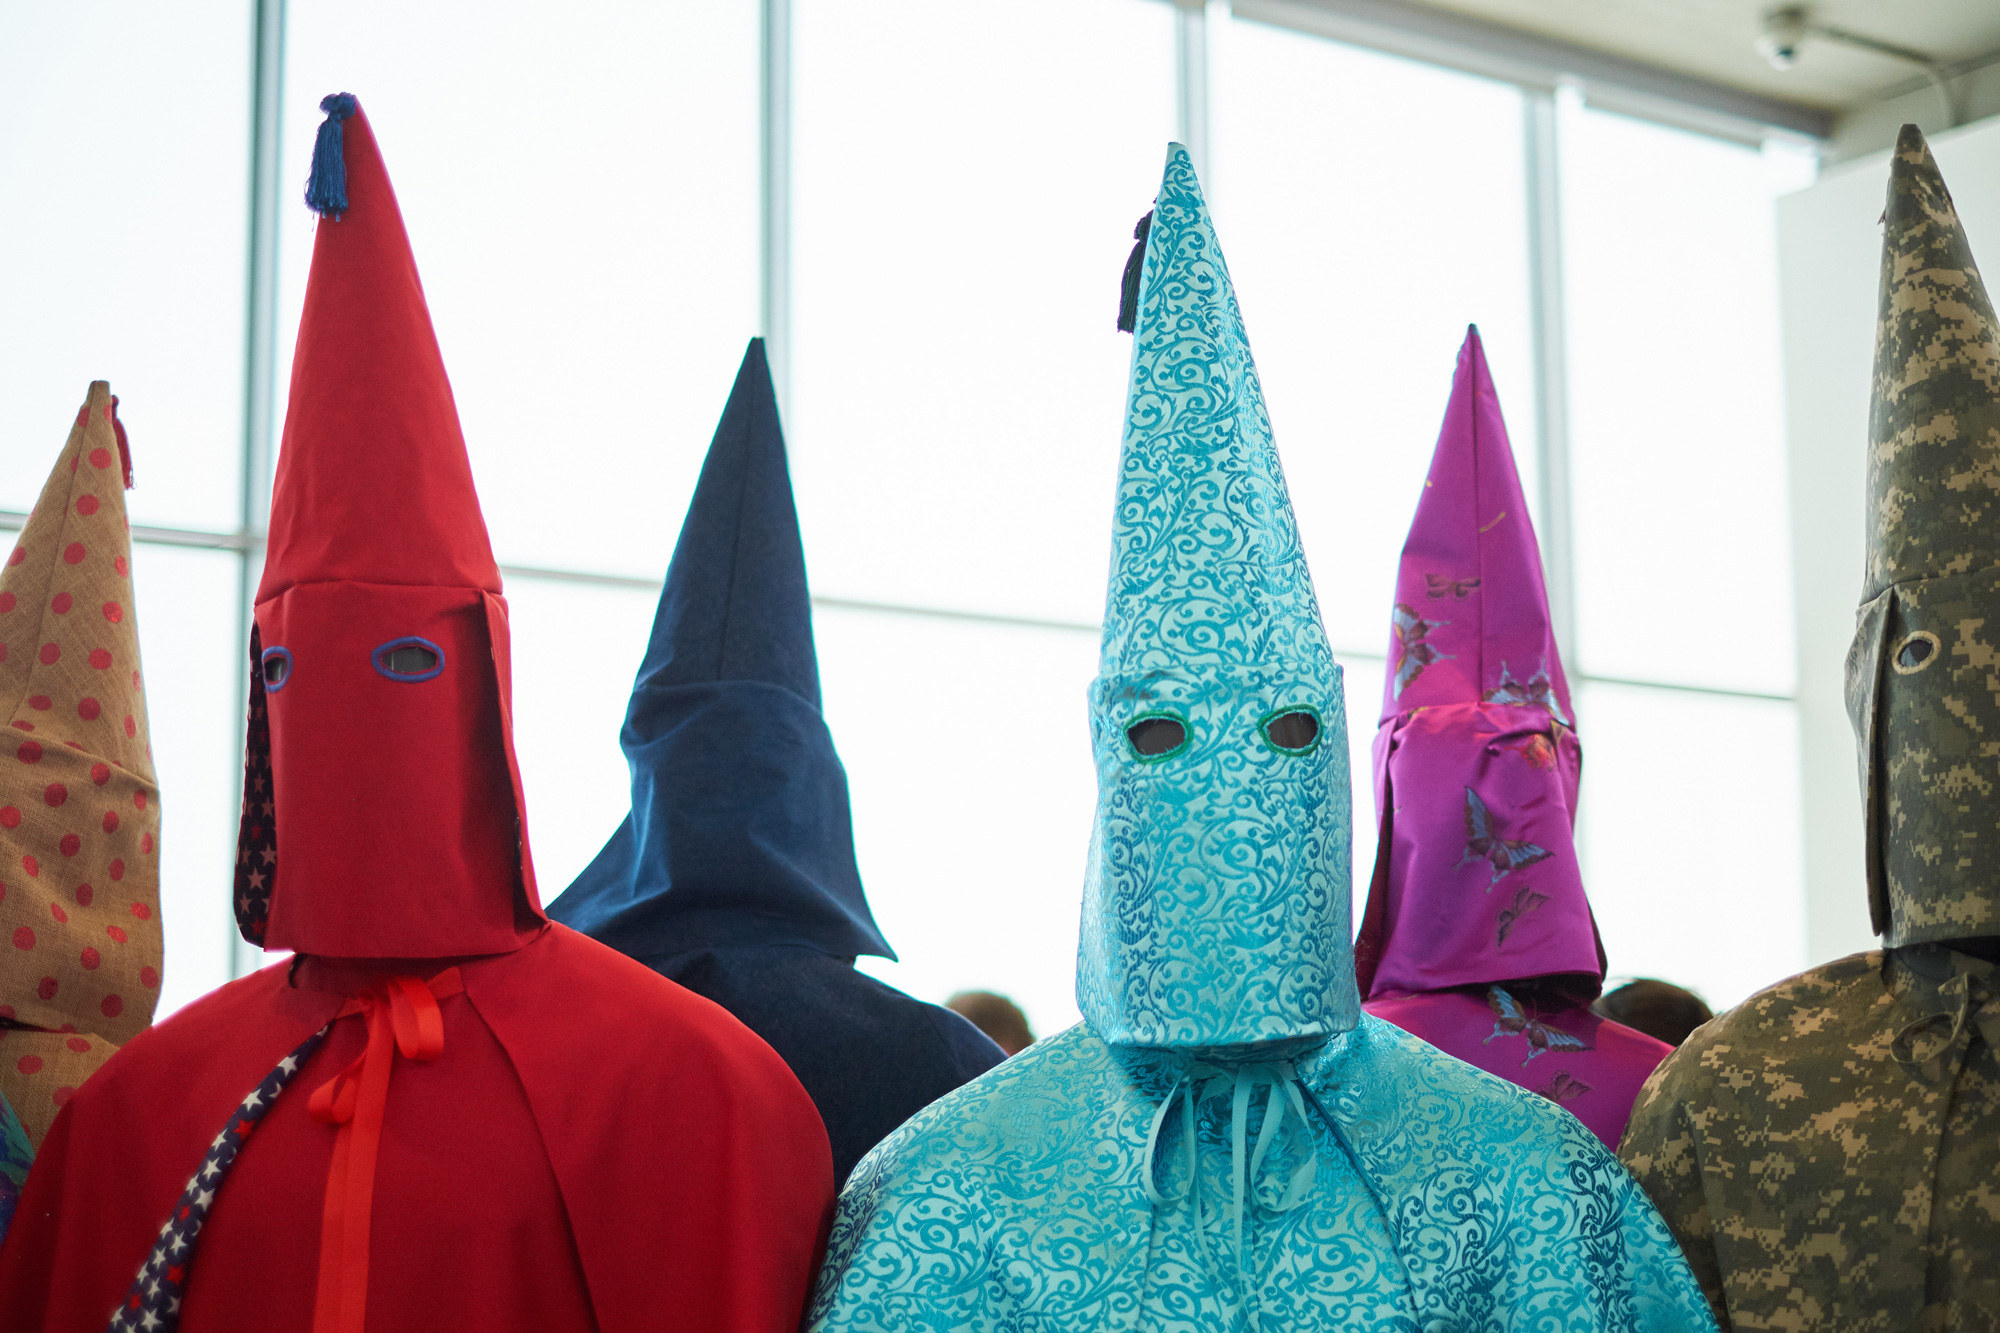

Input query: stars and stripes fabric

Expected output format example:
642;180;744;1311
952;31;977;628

232;641;275;947
106;1027;327;1333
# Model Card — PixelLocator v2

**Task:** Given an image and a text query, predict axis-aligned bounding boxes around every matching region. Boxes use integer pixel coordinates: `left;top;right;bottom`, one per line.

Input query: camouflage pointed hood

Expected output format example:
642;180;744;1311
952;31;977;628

1847;124;2000;946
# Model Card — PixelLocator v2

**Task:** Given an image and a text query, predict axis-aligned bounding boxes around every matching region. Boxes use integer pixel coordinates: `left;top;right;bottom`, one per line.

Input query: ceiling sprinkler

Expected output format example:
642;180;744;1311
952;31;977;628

1756;6;1810;70
1757;5;1957;125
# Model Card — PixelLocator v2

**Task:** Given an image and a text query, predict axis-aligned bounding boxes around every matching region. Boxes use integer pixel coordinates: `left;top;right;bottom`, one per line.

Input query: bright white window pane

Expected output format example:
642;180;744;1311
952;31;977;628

822;608;1100;1039
792;0;1176;626
1576;681;1805;1010
280;0;760;577
1211;18;1537;659
137;547;244;1018
500;575;660;895
1563;107;1796;695
1339;652;1386;934
0;3;250;533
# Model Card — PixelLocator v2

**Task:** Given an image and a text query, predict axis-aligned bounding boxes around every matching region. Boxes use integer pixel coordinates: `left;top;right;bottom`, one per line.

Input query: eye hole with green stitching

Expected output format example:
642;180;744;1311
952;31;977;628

1894;630;1941;675
1260;708;1321;754
1125;714;1189;761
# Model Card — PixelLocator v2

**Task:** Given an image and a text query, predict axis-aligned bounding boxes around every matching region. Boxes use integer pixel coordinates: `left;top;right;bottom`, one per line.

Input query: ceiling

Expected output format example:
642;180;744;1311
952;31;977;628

1394;0;2000;111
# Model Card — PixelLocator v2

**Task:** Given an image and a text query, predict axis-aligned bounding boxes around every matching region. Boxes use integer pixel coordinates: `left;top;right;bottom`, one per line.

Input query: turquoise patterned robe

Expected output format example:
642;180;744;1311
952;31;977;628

808;142;1715;1332
808;1018;1716;1331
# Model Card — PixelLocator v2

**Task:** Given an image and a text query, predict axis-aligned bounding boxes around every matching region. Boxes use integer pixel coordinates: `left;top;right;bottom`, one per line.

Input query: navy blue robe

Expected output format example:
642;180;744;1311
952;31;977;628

649;945;1000;1185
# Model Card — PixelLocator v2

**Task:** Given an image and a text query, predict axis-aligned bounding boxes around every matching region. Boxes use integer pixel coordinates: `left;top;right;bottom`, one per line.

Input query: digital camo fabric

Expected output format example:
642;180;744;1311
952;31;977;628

1620;947;2000;1331
807;1017;1718;1331
1080;142;1354;1050
1846;124;2000;946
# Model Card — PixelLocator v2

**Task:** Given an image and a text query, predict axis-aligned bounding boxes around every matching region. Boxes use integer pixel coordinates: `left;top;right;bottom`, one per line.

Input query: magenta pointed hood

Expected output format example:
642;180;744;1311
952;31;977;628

1354;327;1604;999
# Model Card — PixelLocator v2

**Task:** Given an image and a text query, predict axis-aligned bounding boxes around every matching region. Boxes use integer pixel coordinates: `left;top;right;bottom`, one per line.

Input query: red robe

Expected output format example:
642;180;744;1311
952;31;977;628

0;924;834;1331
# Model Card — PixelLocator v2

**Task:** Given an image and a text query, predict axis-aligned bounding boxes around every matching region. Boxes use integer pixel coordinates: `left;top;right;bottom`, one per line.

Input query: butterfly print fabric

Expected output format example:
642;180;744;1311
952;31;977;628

1391;604;1450;697
1425;573;1481;600
1483;662;1572;728
1368;986;1667;1150
1459;787;1553;886
1495;883;1551;945
1355;328;1670;1152
1484;985;1590;1065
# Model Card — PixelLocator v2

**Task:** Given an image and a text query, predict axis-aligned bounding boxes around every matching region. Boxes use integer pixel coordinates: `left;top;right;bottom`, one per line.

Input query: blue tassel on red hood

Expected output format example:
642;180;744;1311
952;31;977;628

304;92;359;218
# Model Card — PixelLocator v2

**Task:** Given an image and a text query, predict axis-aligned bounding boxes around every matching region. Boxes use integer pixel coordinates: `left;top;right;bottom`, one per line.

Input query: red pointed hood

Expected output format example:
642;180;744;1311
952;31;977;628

236;96;542;958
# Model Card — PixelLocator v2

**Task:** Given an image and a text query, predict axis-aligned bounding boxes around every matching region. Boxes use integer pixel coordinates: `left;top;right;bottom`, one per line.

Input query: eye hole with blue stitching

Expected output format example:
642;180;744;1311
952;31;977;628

261;646;294;692
1259;708;1321;754
372;636;445;683
1125;713;1189;762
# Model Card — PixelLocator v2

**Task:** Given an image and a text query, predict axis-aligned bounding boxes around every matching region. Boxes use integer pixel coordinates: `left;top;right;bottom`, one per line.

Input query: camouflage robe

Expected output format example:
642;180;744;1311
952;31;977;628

1619;945;2000;1331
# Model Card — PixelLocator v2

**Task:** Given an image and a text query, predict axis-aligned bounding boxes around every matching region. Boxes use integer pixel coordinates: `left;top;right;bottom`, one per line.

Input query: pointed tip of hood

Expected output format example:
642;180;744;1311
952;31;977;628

260;96;501;603
639;337;820;708
1457;323;1492;395
1894;120;1931;165
1100;140;1332;679
1865;119;2000;599
1885;122;1962;243
1380;331;1568;722
547;341;892;965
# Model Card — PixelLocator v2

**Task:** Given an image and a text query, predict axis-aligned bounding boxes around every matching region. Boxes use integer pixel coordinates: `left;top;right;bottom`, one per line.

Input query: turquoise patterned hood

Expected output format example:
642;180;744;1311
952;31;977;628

1079;144;1357;1051
804;144;1721;1333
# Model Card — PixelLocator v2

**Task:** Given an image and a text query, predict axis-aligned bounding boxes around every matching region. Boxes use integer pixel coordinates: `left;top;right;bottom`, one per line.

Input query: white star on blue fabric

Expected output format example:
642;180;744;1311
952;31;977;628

107;1026;329;1333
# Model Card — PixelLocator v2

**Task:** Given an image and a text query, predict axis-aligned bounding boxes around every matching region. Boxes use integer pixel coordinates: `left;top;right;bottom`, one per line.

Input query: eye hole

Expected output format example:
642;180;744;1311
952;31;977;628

261;647;293;692
372;636;445;683
1261;709;1321;754
1894;630;1941;675
1126;715;1188;760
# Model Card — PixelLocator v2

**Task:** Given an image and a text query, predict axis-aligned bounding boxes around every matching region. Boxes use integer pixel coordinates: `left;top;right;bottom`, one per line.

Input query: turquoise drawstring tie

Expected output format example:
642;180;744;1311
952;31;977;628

1141;1061;1320;1312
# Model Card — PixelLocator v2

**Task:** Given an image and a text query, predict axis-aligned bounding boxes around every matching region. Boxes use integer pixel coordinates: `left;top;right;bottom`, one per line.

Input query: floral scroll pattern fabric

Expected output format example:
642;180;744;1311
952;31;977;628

808;1018;1718;1331
1079;142;1353;1052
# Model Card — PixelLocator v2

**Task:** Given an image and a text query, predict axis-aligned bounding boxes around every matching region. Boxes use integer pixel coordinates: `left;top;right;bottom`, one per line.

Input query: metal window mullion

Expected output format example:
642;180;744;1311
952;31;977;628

1175;0;1210;179
233;0;286;979
1523;87;1577;671
762;0;793;421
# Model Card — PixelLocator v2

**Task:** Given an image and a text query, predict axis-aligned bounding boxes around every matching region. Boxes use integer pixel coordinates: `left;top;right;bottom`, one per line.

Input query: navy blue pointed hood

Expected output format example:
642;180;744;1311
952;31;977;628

548;340;893;960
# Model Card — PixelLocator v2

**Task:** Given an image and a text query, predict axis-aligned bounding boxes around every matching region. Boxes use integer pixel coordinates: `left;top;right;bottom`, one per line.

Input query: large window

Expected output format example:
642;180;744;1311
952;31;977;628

1561;103;1816;1007
0;0;1816;1035
0;0;254;1017
792;0;1173;1030
1208;19;1537;901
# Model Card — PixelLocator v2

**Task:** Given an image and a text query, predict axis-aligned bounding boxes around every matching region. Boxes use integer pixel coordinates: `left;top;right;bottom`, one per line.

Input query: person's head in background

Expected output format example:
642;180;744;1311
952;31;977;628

946;992;1035;1056
1592;979;1713;1048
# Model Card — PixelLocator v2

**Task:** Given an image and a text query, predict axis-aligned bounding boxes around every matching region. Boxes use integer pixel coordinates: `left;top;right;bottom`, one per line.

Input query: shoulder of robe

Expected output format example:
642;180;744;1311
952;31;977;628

1323;1012;1612;1152
64;961;336;1117
1637;952;1886;1110
463;924;823;1108
843;1024;1122;1189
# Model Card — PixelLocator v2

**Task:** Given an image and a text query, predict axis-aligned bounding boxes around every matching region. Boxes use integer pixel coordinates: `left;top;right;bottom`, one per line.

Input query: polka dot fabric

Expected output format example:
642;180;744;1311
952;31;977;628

0;383;161;1149
0;1031;116;1150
